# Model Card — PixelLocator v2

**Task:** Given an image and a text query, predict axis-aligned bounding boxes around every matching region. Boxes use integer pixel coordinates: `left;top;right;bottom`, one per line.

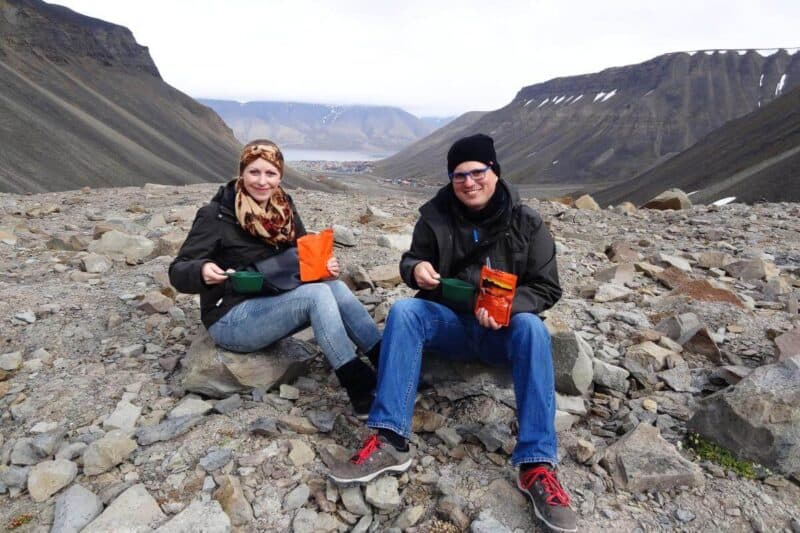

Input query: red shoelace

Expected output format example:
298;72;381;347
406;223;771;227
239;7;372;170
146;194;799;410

351;434;382;465
520;466;571;507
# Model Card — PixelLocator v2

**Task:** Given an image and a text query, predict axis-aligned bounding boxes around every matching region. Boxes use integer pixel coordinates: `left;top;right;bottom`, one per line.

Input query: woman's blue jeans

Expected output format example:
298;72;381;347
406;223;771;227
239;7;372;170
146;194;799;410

208;280;380;370
367;298;558;466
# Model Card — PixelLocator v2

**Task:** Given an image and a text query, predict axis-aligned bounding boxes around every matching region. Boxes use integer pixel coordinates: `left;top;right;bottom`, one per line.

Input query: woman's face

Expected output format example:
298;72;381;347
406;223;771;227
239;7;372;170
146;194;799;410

241;158;281;206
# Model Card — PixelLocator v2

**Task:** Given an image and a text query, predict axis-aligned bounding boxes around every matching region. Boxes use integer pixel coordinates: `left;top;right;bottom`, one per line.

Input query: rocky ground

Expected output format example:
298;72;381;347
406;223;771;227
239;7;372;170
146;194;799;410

0;182;799;532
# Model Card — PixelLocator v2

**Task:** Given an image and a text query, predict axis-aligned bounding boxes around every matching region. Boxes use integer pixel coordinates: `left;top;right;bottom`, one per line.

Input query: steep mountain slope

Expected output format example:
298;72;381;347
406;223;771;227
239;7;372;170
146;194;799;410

199;99;452;154
0;0;245;193
375;50;800;187
593;86;800;205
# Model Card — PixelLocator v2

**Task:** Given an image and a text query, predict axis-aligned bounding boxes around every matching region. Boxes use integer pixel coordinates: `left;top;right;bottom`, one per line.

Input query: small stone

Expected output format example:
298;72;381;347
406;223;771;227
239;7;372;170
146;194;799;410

0;351;23;371
135;415;202;445
250;417;280;437
103;400;142;433
277;415;317;434
81;253;112;273
283;483;310;510
27;459;78;502
279;384;300;400
470;510;512;533
168;395;213;419
199;448;233;472
333;224;357;246
14;310;36;324
82;484;165;533
341;486;371;515
138;290;174;314
288;439;315;466
575;439;596;464
213;394;242;415
394;505;425;529
365;476;401;510
155;499;231;532
119;344;145;357
642;399;658;412
82;430;137;476
213;475;254;526
306;410;336;433
435;427;462;448
52;483;103;533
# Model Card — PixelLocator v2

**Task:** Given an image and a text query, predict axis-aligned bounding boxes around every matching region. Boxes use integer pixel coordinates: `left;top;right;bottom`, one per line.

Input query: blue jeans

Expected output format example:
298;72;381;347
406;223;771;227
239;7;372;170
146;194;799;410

368;298;557;466
208;280;380;370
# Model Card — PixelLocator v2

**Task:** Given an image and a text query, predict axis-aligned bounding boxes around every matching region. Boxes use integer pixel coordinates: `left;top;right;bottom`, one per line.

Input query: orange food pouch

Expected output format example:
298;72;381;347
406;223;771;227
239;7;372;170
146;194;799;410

474;266;517;326
297;228;334;282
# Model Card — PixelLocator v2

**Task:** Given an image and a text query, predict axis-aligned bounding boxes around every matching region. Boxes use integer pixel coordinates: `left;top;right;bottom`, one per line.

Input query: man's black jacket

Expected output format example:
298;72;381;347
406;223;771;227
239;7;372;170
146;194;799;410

399;180;561;315
168;180;306;328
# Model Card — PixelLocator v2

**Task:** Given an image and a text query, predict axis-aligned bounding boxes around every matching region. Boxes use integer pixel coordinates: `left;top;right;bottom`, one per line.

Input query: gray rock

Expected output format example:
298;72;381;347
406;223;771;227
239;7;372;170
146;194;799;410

15;310;37;323
393;505;424;529
0;465;30;489
81;253;111;273
288;439;315;466
477;422;513;453
182;332;315;398
250;417;280;437
551;332;594;395
688;356;800;475
213;475;254;526
27;459;77;502
333;224;357;246
135;415;203;446
365;476;401;510
556;393;587;416
52;484;103;533
155;499;231;533
168;395;213;419
119;344;145;357
103;400;142;433
351;514;373;533
593;359;630;393
658;366;700;393
555;410;579;431
32;428;67;457
435;426;463;448
594;283;633;302
377;233;412;250
471;510;513;533
655;313;703;345
55;442;87;461
88;230;154;262
213;394;242;415
675;508;696;523
292;509;343;533
341;486;370;515
613;310;651;328
0;351;23;370
283;483;310;510
306;410;336;433
600;423;704;492
137;291;174;314
199;448;232;472
11;438;46;465
82;430;137;476
279;384;300;400
83;483;166;533
656;253;692;272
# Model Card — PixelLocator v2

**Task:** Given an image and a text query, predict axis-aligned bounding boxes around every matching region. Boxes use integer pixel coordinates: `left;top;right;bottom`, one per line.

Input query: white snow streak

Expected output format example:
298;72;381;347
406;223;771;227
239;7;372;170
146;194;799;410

537;98;550;108
593;92;606;102
553;95;566;104
759;74;764;88
570;94;583;104
775;74;787;96
523;99;535;107
601;89;617;102
711;197;737;206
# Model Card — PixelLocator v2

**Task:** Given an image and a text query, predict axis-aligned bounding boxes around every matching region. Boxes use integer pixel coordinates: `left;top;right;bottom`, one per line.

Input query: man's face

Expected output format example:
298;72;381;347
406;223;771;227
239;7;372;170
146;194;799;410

451;161;498;211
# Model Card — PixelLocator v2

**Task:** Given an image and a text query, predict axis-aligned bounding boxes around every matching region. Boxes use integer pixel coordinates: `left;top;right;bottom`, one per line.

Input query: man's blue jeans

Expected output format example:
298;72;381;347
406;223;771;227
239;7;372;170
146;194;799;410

208;280;380;370
368;298;558;466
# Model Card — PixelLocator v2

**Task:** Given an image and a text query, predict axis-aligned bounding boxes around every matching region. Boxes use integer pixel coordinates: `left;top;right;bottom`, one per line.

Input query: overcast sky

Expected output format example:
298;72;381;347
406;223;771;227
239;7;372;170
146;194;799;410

57;0;800;117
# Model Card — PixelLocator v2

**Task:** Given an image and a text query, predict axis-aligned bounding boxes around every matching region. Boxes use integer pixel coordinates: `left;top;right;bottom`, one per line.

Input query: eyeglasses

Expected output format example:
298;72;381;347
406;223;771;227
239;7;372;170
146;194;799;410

449;165;491;184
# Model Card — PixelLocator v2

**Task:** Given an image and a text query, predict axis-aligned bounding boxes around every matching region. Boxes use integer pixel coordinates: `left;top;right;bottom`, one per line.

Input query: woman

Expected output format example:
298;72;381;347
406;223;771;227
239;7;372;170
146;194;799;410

169;139;379;417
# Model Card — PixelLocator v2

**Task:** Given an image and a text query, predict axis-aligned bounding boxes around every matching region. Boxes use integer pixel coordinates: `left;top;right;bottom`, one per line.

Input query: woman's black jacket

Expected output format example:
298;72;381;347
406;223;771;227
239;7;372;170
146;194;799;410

168;180;306;328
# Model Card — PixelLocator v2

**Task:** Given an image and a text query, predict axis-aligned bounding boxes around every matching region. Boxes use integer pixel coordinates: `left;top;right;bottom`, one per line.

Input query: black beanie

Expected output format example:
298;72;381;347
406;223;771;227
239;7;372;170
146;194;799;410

447;133;501;177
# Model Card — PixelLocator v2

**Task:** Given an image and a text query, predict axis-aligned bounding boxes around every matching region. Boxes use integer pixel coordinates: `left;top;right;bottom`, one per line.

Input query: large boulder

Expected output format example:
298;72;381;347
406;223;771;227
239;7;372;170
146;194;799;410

600;423;704;492
687;356;800;475
87;230;154;262
642;189;692;210
181;333;316;398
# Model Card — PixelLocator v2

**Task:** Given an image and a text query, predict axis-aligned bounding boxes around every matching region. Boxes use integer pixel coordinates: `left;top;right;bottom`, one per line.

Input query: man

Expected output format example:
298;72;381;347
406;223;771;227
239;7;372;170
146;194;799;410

329;134;576;533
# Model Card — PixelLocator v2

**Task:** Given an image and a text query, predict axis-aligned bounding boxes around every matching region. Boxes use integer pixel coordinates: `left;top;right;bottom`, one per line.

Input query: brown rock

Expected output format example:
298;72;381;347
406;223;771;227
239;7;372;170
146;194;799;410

137;290;173;314
775;328;800;360
213;475;253;526
642;189;692;210
574;194;600;210
366;264;402;288
606;241;640;263
594;263;635;284
412;409;446;432
684;328;722;363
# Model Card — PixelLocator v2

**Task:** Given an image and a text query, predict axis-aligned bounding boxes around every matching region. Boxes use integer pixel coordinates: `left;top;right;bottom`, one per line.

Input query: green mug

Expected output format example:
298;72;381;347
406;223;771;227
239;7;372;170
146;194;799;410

227;271;264;293
440;277;475;306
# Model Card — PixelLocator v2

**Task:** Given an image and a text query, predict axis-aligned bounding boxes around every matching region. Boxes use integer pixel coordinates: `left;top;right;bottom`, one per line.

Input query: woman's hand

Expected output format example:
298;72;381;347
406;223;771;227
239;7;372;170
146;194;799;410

202;262;230;285
413;261;440;290
475;307;503;330
326;256;340;278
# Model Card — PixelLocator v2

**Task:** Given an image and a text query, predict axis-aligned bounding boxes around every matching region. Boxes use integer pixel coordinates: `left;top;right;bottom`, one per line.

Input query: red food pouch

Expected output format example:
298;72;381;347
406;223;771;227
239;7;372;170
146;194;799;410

474;266;517;326
297;228;334;282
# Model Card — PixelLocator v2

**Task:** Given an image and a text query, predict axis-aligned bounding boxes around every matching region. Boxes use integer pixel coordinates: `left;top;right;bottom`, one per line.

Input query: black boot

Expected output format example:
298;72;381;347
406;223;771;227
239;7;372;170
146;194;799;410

335;357;377;420
364;341;381;371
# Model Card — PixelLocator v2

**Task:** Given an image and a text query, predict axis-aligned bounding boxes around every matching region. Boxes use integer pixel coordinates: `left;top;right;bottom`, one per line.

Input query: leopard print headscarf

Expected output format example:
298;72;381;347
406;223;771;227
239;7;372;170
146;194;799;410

234;141;296;245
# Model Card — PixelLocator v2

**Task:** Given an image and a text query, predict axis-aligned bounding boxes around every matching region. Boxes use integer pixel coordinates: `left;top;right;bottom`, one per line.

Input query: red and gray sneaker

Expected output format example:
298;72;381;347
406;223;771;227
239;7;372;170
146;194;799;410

328;434;414;485
517;465;577;533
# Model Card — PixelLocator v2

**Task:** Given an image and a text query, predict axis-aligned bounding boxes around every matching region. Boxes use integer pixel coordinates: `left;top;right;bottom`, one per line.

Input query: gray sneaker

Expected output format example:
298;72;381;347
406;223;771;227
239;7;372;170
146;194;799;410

328;434;414;484
517;465;577;533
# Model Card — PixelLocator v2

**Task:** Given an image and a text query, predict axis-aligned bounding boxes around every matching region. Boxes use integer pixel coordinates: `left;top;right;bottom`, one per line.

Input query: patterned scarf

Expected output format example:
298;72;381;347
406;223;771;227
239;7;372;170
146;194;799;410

235;179;296;245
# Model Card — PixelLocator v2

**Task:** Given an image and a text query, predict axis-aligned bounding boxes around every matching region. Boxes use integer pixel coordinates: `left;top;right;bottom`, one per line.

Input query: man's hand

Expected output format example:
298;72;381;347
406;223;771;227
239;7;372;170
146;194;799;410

326;256;341;278
475;307;503;330
413;261;441;290
201;262;231;285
